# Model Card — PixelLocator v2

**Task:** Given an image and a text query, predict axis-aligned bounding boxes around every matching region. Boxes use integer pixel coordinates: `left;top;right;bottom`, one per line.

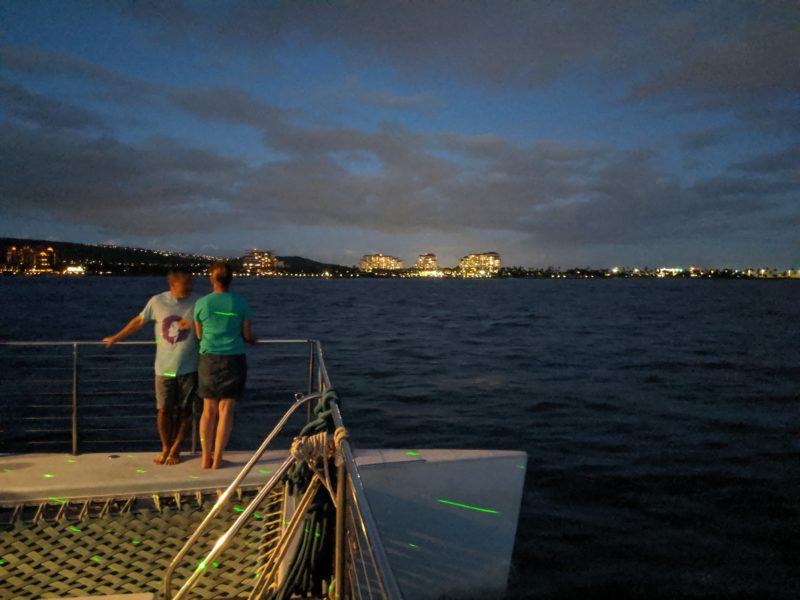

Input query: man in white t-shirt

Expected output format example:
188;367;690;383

103;268;200;465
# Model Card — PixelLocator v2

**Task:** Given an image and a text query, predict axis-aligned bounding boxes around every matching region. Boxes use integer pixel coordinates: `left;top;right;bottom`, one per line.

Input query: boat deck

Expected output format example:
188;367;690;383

1;448;527;600
0;450;289;506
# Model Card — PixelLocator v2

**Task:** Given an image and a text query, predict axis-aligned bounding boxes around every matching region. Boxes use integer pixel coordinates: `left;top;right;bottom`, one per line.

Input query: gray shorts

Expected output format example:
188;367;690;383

155;372;199;414
198;354;247;401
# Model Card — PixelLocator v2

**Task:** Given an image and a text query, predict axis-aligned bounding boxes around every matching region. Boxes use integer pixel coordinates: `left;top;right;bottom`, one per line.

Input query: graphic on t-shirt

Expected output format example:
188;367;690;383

162;315;190;345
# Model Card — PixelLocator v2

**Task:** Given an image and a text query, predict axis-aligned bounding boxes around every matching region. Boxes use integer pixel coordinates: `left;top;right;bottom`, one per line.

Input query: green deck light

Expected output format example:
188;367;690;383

212;562;219;568
214;311;237;316
436;498;499;514
135;469;146;473
406;451;420;456
48;497;66;504
67;459;77;463
91;556;101;563
0;559;5;565
68;526;81;532
233;506;244;513
42;473;55;478
2;468;11;473
258;469;271;474
163;372;177;378
197;561;206;570
408;543;418;548
132;540;141;545
253;513;262;520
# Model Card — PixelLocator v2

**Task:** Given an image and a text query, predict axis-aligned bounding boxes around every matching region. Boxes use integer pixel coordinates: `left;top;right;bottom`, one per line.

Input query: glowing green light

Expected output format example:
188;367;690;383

214;311;237;316
68;526;81;532
91;556;101;563
253;513;262;520
406;451;420;456
2;469;11;473
258;469;271;474
132;540;141;545
42;473;55;478
329;583;334;591
197;561;206;570
135;469;146;473
408;543;418;548
0;559;5;565
233;506;244;513
212;562;219;568
48;497;66;504
189;475;200;479
436;498;499;514
315;532;321;537
67;459;77;463
163;372;177;378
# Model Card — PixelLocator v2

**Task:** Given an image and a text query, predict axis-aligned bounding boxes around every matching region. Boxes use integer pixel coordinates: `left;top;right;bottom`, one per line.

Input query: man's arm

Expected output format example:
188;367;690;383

242;319;258;345
194;321;203;340
103;315;146;347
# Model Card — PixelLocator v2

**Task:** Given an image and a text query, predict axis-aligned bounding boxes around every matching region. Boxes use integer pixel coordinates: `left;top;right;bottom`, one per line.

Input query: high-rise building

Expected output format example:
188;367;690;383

4;245;56;274
241;249;284;276
411;253;444;277
458;252;501;277
414;253;438;270
359;253;404;272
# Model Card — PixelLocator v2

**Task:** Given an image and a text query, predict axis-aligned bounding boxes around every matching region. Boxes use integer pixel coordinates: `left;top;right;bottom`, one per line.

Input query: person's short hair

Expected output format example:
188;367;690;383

211;260;234;288
167;266;191;280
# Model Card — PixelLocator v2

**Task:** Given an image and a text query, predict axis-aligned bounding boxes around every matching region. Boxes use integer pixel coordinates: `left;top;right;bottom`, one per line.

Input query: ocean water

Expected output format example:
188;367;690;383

0;276;797;599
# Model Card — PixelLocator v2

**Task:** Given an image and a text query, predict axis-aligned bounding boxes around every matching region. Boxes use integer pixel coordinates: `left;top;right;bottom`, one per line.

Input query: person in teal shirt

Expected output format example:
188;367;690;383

194;260;257;469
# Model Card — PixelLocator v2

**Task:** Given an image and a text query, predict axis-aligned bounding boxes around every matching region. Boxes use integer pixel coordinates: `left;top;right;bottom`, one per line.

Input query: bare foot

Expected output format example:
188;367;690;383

202;457;213;469
211;458;226;469
164;453;181;465
153;451;168;465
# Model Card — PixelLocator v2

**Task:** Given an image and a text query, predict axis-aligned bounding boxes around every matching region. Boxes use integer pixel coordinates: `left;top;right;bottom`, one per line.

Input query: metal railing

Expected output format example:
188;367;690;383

163;340;403;600
1;338;403;599
0;339;318;455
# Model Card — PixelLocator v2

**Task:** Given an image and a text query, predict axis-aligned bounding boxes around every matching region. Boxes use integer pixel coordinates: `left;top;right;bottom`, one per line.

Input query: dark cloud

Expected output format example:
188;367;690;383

0;79;103;131
112;1;799;100
2;92;795;253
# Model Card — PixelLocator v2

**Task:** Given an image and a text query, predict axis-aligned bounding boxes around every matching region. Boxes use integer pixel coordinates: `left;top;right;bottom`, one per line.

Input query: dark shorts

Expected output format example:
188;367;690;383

198;353;247;401
154;372;199;414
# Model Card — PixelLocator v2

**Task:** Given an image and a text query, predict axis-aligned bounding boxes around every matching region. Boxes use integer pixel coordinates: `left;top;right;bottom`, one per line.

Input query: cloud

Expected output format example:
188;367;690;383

111;1;799;100
0;45;159;104
0;79;104;131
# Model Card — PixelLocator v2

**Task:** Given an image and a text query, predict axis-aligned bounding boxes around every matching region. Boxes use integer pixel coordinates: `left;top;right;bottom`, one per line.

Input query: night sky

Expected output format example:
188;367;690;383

1;1;797;268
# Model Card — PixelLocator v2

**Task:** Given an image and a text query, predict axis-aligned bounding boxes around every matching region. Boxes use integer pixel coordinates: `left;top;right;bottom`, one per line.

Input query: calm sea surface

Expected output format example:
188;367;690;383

1;277;797;599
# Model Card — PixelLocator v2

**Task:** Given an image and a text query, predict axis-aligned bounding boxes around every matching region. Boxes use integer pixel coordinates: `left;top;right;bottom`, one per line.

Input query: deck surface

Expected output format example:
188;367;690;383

0;450;289;505
0;447;508;505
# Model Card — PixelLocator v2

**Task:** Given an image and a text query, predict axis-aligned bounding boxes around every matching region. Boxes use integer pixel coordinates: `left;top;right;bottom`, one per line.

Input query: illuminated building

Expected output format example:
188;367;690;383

411;253;443;277
4;245;56;274
414;253;438;270
458;252;501;277
241;249;284;276
63;265;86;275
360;253;404;272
